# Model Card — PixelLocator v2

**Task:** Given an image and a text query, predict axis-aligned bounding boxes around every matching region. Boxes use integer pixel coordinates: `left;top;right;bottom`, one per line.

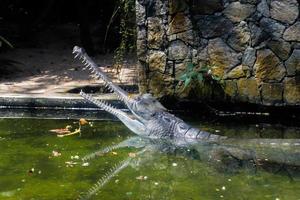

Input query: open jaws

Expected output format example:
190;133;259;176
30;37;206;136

72;46;133;104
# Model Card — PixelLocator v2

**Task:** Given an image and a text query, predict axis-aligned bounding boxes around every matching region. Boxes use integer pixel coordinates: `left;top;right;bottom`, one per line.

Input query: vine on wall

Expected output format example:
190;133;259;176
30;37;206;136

112;0;136;73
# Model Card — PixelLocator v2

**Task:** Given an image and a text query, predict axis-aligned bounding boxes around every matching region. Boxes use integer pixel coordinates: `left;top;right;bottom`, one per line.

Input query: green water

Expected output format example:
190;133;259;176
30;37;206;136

0;118;299;200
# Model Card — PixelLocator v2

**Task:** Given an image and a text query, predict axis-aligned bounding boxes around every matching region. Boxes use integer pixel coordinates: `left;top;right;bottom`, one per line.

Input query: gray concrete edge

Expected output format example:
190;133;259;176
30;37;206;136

0;93;125;110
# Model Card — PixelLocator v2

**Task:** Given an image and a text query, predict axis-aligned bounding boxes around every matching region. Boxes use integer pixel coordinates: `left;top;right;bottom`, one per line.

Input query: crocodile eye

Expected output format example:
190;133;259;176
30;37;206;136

162;116;171;123
177;123;189;132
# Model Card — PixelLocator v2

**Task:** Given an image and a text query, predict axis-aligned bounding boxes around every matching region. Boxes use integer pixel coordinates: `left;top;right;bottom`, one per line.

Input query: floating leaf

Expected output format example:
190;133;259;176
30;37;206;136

57;129;81;137
49;128;71;135
79;118;88;126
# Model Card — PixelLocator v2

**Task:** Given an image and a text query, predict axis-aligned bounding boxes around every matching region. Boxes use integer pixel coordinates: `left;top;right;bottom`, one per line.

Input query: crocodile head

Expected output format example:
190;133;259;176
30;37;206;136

73;46;166;134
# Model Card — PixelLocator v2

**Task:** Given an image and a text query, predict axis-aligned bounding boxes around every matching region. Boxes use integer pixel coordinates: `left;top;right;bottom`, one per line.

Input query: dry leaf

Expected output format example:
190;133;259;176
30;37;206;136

49;128;71;135
128;152;136;158
79;118;88;126
112;152;118;155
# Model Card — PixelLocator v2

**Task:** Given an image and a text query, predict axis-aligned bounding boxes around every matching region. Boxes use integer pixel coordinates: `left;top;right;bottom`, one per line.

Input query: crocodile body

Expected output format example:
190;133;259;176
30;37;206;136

73;46;224;143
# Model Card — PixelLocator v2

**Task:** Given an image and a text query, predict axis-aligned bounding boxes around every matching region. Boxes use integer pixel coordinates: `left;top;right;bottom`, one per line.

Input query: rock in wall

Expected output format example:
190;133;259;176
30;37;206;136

136;0;300;106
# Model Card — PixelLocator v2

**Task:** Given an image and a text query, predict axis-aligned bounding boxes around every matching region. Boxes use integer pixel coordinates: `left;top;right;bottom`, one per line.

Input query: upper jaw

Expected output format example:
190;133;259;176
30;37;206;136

72;46;138;105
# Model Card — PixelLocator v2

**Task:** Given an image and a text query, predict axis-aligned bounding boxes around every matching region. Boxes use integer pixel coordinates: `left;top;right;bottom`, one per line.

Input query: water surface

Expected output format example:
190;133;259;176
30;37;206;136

0;118;299;200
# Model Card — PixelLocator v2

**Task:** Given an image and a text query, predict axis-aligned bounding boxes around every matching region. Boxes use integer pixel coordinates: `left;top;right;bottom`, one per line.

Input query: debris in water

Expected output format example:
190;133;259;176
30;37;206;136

172;163;178;167
65;161;78;167
79;118;88;126
71;155;80;160
49;127;71;135
52;151;61;157
82;162;89;167
136;176;148;181
128;152;136;158
28;168;34;175
126;192;132;196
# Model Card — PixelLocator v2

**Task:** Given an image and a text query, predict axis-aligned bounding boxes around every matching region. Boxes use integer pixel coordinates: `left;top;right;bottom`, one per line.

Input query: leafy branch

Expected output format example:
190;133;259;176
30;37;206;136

178;62;221;89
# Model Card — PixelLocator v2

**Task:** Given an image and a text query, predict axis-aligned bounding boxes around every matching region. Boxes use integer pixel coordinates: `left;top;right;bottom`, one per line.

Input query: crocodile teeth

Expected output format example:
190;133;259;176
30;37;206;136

83;66;89;70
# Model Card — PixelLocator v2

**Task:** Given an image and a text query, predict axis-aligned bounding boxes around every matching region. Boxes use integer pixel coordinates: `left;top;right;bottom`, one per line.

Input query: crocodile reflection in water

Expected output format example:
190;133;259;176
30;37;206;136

78;136;300;200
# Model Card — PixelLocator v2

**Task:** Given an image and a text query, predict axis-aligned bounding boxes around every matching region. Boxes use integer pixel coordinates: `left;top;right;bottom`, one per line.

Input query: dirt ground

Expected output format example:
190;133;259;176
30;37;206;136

0;25;138;97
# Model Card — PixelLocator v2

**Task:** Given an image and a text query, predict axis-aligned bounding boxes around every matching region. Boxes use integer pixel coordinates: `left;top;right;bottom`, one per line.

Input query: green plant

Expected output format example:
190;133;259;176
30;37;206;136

105;0;136;73
179;62;221;89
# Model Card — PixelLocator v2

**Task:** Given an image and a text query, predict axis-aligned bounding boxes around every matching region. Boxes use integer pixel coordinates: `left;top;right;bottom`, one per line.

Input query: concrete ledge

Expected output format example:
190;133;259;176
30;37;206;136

0;93;125;109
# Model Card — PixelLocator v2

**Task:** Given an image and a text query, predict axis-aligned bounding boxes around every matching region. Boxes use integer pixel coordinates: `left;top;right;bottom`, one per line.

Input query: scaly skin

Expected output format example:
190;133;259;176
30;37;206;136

72;46;224;143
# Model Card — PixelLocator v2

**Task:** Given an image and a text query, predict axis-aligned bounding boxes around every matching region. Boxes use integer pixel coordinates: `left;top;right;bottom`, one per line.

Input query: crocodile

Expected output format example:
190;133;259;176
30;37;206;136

72;46;225;144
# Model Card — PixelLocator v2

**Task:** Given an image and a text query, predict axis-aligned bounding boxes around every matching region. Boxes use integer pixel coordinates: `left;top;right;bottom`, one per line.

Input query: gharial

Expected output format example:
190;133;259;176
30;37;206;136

72;46;300;200
72;46;225;144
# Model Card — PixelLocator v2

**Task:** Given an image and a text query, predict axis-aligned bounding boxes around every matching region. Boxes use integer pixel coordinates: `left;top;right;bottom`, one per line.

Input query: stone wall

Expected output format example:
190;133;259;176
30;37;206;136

136;0;300;106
